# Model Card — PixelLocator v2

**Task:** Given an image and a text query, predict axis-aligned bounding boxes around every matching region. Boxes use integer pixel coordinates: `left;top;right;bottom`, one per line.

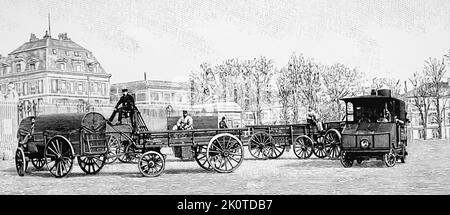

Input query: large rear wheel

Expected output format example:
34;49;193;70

44;136;74;178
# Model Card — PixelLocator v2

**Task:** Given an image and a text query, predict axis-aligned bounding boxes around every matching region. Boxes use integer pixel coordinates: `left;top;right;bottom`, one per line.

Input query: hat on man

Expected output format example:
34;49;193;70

122;89;128;92
183;110;188;114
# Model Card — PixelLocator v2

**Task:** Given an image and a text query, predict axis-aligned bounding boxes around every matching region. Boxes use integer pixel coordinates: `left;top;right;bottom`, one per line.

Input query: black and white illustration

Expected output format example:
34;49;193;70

0;0;449;195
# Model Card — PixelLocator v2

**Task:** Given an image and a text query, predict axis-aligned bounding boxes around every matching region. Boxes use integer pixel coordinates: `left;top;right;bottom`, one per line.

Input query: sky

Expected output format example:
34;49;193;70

0;0;449;84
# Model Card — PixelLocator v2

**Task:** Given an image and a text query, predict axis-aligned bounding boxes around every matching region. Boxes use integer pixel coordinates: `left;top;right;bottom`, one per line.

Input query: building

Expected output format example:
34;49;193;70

405;78;450;139
0;31;111;106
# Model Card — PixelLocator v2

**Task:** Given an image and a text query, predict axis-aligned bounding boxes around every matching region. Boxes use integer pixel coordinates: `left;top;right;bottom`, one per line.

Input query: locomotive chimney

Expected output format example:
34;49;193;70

370;89;377;95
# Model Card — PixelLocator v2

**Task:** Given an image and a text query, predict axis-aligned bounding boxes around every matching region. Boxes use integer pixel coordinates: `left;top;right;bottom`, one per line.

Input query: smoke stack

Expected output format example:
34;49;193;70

370;89;377;95
144;72;147;81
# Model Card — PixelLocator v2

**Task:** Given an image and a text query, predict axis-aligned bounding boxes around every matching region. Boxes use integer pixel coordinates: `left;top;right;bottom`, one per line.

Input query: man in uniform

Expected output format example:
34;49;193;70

109;89;136;125
174;110;193;130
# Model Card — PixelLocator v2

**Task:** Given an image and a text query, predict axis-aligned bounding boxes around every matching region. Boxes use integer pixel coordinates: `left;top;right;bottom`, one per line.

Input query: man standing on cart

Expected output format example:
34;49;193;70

108;89;136;126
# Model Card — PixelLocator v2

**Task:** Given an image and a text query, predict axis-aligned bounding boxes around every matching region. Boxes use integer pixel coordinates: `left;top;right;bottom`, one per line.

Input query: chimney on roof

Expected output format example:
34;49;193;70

29;33;39;42
144;72;147;81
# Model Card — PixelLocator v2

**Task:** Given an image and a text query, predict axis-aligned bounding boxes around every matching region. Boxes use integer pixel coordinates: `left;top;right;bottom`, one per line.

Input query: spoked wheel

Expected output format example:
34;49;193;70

105;135;121;164
193;145;212;171
399;144;407;163
324;129;342;159
340;151;353;168
293;135;313;159
264;138;286;159
118;144;139;163
356;159;363;164
248;132;272;160
31;158;46;170
383;148;397;167
77;154;107;175
313;136;328;158
138;151;165;177
15;147;26;176
44;136;74;178
207;133;244;173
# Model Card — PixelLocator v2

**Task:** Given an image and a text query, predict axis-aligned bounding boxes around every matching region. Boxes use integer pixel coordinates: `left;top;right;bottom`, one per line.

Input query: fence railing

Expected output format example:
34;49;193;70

0;101;18;160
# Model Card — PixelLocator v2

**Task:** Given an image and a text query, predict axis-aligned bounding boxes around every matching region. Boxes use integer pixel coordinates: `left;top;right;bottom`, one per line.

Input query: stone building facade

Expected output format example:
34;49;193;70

0;31;111;107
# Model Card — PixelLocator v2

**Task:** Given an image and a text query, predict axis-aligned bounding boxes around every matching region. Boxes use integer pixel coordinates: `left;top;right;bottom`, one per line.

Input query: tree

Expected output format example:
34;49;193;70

423;57;447;139
277;67;293;123
322;63;363;121
409;71;432;139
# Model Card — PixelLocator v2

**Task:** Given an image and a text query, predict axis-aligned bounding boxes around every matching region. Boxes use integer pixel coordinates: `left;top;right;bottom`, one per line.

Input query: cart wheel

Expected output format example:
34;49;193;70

324;129;341;159
31;158;46;170
340;151;353;168
44;136;74;178
313;136;328;158
119;144;139;163
248;132;272;160
207;133;244;173
193;145;212;171
264;138;285;159
138;151;165;177
105;135;120;164
293;135;313;159
77;154;107;175
15;147;26;176
400;144;407;163
356;159;363;164
383;148;396;167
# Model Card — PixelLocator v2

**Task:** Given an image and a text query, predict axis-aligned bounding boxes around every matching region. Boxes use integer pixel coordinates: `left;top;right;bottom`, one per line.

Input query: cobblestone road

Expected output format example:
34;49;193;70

1;139;449;195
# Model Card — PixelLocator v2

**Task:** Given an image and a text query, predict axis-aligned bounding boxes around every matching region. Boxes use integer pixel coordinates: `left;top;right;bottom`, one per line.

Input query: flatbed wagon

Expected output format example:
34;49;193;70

246;121;343;160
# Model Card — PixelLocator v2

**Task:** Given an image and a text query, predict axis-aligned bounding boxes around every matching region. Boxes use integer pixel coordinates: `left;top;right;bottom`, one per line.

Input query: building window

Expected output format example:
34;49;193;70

51;79;57;93
65;51;69;56
29;63;36;71
74;51;80;57
16;63;22;73
432;129;439;139
447;113;450;124
52;49;57;54
75;64;82;72
78;82;83;93
164;93;170;102
22;82;29;95
151;92;159;101
38;80;43;94
58;63;66;71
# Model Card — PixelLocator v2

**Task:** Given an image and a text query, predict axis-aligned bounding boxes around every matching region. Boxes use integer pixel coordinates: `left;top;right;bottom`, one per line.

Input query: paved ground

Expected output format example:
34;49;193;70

0;139;449;195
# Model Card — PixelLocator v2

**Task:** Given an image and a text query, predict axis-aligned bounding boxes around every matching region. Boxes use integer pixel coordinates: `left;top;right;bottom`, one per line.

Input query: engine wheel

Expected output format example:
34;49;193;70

313;136;328;158
383;148;396;167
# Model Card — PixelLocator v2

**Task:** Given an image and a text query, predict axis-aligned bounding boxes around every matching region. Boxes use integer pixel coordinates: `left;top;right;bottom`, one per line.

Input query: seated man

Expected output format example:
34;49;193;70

219;116;228;129
306;107;323;132
173;110;193;130
108;89;136;126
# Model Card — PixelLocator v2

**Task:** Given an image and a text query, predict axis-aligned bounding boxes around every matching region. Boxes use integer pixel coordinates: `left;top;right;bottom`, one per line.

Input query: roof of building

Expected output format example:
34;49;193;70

403;80;450;98
11;35;89;54
111;80;191;92
192;102;243;113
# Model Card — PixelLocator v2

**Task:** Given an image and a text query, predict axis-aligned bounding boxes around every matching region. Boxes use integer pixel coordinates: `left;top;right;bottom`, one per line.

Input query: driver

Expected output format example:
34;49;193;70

173;110;193;130
108;89;136;125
